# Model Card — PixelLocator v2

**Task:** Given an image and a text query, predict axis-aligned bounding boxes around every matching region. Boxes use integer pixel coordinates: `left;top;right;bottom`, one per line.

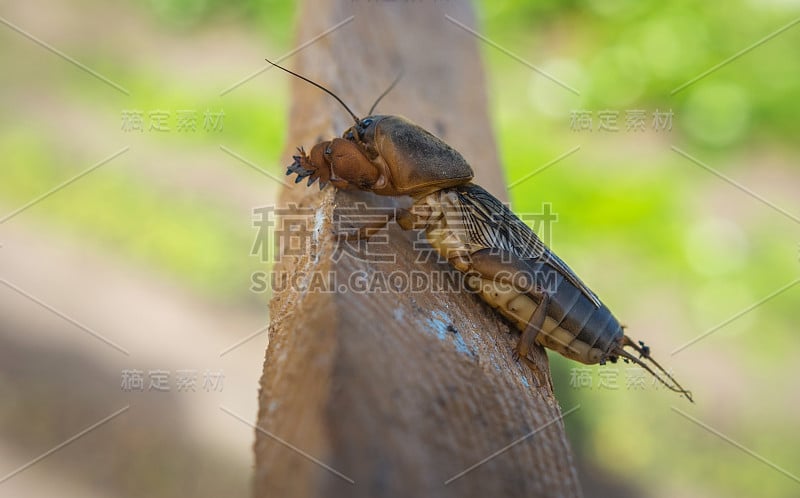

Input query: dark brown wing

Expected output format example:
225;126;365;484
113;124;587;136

454;183;601;307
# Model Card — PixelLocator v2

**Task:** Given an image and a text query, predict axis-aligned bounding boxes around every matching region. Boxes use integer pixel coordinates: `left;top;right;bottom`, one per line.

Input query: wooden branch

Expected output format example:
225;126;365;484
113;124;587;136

255;2;582;497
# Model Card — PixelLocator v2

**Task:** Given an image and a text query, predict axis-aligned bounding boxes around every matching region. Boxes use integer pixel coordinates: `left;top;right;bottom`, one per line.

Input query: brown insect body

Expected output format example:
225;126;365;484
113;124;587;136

292;115;473;196
274;59;693;402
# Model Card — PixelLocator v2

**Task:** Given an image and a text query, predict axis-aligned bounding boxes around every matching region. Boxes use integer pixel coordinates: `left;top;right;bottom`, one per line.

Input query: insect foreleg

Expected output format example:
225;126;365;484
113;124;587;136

288;144;330;187
288;139;380;190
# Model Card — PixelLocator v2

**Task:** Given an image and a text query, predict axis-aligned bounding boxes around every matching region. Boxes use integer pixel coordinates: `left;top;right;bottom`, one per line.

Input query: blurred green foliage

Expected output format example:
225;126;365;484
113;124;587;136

2;0;798;496
481;0;800;145
145;0;294;43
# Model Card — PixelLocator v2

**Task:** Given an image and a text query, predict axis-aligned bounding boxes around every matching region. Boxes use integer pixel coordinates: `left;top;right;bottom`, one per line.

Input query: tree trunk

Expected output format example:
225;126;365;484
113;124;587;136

255;2;582;497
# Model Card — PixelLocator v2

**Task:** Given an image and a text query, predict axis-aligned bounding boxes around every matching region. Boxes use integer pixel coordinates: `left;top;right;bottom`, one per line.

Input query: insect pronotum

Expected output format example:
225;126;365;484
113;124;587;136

269;58;693;402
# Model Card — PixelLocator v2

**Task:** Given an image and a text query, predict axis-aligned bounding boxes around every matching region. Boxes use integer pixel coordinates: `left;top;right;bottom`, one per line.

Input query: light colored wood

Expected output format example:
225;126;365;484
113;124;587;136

255;2;582;497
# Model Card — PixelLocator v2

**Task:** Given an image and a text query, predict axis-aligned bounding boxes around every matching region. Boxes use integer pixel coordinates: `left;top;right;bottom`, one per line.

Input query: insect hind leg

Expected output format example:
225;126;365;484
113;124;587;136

456;248;551;363
513;292;550;362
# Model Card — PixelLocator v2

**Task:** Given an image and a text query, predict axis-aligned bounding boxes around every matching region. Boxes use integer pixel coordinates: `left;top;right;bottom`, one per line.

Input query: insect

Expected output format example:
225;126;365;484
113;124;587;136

268;59;693;402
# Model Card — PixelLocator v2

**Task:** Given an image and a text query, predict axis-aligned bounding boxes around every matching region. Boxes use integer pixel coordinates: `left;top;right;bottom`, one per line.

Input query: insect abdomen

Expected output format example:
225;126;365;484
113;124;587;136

418;188;625;365
466;269;623;365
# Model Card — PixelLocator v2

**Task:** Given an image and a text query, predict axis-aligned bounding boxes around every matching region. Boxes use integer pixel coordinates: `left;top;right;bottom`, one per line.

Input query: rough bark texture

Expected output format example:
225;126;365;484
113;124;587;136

255;2;583;497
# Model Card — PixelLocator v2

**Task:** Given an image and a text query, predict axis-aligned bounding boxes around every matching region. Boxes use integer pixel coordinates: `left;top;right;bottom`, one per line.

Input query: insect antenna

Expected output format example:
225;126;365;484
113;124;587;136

617;336;694;402
367;69;404;116
265;58;361;124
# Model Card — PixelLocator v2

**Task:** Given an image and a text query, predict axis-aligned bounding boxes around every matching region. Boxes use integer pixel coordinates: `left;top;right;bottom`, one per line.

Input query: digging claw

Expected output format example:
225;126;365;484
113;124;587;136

285;145;331;188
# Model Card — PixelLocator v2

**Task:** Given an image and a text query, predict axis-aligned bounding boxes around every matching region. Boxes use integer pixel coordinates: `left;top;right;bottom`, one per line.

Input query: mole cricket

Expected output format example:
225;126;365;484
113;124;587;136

269;59;693;402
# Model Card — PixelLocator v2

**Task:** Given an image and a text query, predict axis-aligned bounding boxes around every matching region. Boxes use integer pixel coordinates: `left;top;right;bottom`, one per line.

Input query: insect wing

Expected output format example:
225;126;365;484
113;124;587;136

455;184;601;307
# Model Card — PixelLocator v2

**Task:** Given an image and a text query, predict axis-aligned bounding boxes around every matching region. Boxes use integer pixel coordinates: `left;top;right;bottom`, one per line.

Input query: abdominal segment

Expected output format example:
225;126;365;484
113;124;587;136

464;275;607;365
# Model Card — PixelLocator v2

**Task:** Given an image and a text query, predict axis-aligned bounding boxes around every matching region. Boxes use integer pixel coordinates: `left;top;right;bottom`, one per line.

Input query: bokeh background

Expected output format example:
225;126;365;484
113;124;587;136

1;0;798;497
